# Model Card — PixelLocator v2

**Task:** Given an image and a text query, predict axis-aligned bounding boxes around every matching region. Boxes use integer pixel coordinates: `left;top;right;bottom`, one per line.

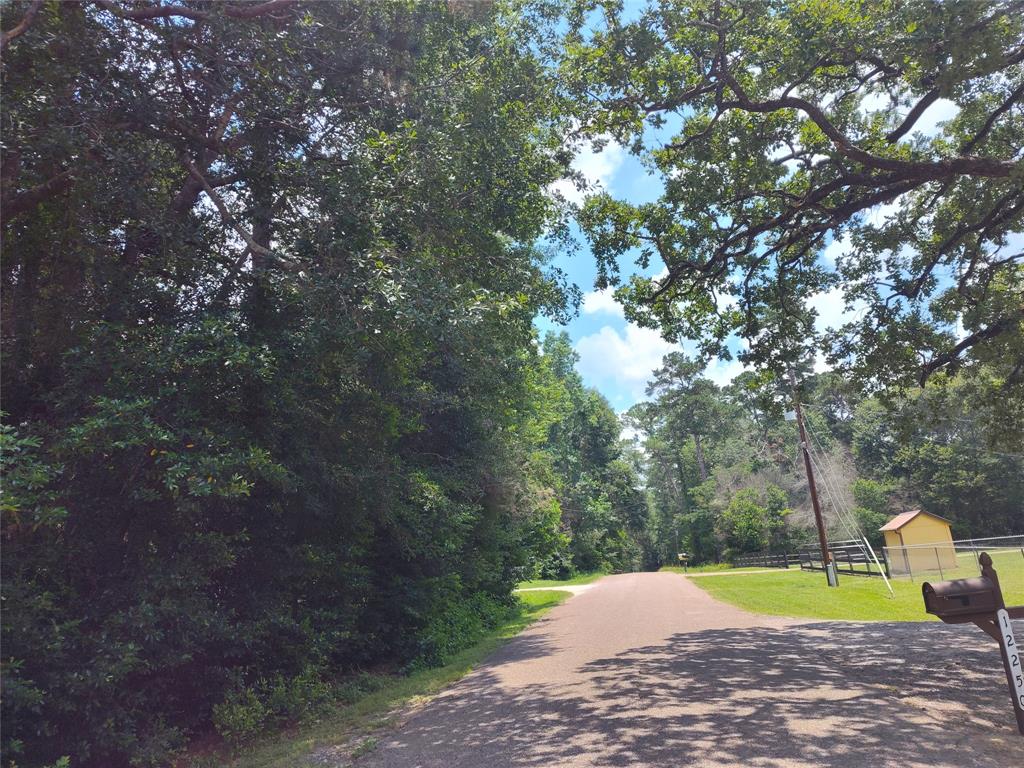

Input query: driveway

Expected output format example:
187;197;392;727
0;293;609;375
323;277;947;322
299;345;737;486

358;572;1023;767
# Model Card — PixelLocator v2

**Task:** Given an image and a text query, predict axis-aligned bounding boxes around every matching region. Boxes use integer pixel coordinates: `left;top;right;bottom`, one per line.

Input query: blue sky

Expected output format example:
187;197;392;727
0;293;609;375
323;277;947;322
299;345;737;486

532;95;965;414
534;139;748;412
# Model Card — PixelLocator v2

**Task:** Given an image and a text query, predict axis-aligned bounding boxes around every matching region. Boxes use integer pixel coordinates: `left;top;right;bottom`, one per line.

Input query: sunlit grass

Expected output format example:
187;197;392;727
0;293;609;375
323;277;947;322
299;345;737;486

685;550;1024;622
659;564;796;574
516;570;606;589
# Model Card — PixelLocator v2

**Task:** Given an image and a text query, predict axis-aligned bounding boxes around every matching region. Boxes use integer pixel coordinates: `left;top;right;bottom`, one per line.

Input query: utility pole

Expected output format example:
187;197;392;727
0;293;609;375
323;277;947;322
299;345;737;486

789;373;837;587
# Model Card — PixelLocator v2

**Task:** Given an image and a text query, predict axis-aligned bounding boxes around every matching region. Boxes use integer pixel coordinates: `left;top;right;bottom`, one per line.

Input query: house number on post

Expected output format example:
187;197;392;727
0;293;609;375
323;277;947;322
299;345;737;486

998;609;1024;709
922;553;1024;734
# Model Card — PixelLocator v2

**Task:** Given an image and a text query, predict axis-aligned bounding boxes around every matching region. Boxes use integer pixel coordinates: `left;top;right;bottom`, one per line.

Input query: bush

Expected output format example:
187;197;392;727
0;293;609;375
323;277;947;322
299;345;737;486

411;592;513;669
335;673;388;705
717;486;792;555
213;666;334;745
213;689;269;745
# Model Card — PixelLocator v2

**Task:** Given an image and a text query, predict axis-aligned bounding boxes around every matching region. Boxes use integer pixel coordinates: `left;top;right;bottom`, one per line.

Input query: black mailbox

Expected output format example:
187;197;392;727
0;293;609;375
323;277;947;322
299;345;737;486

922;576;999;620
919;553;1024;736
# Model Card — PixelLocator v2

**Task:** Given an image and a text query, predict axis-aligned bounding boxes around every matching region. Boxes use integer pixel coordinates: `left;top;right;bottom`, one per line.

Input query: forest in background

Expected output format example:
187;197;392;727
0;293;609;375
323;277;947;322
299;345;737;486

1;1;1021;766
632;361;1023;567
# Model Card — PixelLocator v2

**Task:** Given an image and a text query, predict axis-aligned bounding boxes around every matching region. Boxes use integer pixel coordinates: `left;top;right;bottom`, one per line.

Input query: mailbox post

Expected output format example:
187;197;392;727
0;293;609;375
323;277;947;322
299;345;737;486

676;552;689;573
922;552;1024;735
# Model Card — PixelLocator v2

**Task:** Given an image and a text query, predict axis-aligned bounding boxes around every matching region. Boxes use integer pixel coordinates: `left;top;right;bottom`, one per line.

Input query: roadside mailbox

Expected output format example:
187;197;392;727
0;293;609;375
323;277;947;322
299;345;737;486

676;552;689;573
922;553;1024;735
922;577;999;621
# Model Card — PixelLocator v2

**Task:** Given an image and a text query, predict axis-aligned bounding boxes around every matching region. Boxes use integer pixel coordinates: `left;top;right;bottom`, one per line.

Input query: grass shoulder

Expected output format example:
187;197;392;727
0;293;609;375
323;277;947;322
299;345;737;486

516;570;606;589
682;553;1024;622
197;590;570;768
658;564;794;575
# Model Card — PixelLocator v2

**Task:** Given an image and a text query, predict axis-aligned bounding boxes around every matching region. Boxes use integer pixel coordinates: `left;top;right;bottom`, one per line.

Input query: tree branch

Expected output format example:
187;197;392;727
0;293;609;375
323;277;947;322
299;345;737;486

960;79;1024;154
93;0;206;22
1;169;74;222
886;88;941;143
223;1;298;20
92;1;297;23
920;306;1024;384
182;156;275;260
0;0;45;52
719;71;1020;180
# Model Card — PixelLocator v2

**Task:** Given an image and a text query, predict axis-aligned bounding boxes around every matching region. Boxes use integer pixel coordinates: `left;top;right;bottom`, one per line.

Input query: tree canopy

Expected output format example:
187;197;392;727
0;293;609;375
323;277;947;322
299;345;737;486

633;361;1022;567
563;0;1023;390
0;2;605;765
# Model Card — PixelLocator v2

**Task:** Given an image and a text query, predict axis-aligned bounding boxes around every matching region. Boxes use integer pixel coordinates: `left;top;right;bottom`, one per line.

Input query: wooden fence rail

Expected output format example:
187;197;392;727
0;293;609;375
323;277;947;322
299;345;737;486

731;552;794;569
799;544;887;578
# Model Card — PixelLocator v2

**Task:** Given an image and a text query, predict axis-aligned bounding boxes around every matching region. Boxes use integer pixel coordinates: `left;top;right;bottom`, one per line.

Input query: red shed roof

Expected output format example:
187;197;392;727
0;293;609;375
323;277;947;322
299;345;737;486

879;509;952;532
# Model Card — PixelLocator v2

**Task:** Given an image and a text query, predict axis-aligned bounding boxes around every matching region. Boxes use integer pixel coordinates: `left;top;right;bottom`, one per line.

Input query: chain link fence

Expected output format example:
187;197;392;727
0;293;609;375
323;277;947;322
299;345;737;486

882;536;1024;599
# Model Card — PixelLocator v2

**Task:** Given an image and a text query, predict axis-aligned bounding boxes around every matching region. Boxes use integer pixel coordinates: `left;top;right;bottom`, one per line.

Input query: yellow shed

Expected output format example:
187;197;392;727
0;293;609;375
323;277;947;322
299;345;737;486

880;509;957;576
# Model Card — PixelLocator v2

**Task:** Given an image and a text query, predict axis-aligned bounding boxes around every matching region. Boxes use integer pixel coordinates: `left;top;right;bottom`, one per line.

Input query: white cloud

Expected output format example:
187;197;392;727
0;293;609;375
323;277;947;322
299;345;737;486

859;90;890;113
714;290;737;314
807;287;866;333
954;316;968;343
548;137;626;205
620;424;641;443
575;323;681;401
581;286;624;317
865;199;903;228
574;321;749;405
807;287;847;332
805;287;869;372
705;357;747;387
821;232;853;267
913;98;959;138
813;351;831;374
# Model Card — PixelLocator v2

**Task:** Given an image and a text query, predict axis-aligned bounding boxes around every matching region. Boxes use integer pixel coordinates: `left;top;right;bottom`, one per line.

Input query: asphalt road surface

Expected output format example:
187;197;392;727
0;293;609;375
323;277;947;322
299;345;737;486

358;572;1023;767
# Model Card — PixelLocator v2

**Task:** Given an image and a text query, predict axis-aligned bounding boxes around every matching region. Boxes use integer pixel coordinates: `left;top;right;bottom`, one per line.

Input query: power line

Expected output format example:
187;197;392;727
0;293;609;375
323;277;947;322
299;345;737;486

801;415;895;596
807;448;860;542
789;375;837;587
801;416;863;539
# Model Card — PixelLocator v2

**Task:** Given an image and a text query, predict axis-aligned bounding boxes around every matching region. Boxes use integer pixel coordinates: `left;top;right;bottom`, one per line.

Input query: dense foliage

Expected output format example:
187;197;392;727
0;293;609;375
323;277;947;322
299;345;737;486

630;363;1023;565
561;0;1023;567
530;332;651;575
0;2;646;766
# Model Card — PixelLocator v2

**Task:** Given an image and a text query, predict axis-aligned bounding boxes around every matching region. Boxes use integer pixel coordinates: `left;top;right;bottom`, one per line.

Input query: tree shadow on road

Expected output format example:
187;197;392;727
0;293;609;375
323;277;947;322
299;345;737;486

361;622;1022;767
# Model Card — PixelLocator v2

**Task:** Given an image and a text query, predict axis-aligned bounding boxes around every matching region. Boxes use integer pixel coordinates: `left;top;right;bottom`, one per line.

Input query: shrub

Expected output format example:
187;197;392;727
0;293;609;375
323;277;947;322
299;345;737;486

411;592;513;669
213;665;334;745
212;689;269;745
335;673;388;705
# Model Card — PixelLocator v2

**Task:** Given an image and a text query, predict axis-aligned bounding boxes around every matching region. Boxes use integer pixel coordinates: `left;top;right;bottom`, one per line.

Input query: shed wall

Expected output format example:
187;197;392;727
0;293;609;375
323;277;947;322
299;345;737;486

884;515;956;575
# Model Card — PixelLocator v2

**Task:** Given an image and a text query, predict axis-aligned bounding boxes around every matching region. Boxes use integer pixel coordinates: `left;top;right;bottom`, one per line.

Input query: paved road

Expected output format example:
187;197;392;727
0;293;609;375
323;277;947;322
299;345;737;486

358;572;1023;767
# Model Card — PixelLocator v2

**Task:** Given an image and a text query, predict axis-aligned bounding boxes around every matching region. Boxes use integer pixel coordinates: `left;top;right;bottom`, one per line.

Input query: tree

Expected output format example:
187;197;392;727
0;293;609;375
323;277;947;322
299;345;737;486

563;0;1024;389
717;485;792;555
851;478;894;546
646;352;733;480
1;2;577;764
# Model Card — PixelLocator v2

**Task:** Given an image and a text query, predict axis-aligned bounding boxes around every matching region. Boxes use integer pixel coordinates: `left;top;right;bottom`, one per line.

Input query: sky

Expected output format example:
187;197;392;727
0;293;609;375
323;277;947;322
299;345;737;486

535;138;701;413
533;90;963;415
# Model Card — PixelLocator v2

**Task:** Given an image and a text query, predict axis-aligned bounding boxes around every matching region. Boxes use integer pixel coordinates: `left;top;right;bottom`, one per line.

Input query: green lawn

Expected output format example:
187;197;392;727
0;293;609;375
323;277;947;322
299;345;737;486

203;590;570;768
660;564;796;575
516;571;606;589
918;549;1024;588
686;550;1024;622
